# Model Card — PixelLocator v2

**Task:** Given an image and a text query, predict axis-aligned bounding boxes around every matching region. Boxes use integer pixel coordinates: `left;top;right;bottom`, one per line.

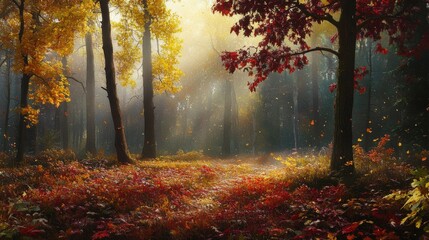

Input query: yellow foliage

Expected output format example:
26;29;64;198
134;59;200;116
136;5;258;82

112;0;183;93
0;0;94;125
21;106;40;128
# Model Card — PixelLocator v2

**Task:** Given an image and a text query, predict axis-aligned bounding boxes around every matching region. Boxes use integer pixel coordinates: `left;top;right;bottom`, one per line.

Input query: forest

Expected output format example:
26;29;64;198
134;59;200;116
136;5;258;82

0;0;428;239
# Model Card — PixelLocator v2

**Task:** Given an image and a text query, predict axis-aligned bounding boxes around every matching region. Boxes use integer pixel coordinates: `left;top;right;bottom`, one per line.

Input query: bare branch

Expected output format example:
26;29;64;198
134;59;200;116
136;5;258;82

66;76;86;93
357;6;408;30
101;86;107;92
10;0;20;8
209;34;221;56
0;58;7;68
290;47;339;57
295;2;339;28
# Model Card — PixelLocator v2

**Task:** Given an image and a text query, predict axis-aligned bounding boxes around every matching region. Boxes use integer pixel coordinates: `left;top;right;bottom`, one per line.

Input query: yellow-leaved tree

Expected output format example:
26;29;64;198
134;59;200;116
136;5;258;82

111;0;183;158
0;0;94;163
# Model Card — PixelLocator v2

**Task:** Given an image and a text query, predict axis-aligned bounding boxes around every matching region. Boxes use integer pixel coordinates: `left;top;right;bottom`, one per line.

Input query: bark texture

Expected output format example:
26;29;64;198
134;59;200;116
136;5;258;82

100;0;133;164
142;0;156;159
85;32;96;154
331;0;357;177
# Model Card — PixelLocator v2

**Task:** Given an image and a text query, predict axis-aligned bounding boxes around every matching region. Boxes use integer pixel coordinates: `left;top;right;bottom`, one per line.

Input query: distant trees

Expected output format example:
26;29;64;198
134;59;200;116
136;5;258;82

85;30;97;154
213;0;423;178
0;0;92;163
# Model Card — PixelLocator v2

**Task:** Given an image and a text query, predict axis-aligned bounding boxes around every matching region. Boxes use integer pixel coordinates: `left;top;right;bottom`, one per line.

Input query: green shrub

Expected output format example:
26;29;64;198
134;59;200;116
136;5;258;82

385;168;429;233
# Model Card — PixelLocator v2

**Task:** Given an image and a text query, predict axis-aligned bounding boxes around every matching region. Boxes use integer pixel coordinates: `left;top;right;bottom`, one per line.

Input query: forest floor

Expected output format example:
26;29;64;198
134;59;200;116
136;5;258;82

0;148;427;239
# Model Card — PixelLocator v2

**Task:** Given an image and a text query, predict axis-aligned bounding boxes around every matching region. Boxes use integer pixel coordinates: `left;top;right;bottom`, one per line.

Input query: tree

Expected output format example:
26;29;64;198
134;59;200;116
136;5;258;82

99;0;133;164
141;0;156;158
85;30;97;154
112;0;183;159
222;79;232;156
0;0;93;163
213;0;421;178
1;51;12;152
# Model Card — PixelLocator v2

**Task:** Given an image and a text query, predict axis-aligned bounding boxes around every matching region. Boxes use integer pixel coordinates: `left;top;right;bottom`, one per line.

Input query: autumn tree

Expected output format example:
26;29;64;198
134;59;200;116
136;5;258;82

85;27;97;154
213;0;422;178
99;0;134;163
0;0;93;163
112;0;182;159
0;50;12;152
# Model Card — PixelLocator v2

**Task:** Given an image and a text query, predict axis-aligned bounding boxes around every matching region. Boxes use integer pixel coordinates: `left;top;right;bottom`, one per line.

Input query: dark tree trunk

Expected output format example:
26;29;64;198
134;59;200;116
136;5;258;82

85;32;96;154
204;85;213;154
3;54;11;152
252;107;256;155
182;97;189;151
311;46;320;149
331;0;357;177
222;79;232;157
100;0;133;164
61;57;69;149
16;0;30;163
142;0;156;159
364;40;373;151
292;75;298;151
231;82;239;154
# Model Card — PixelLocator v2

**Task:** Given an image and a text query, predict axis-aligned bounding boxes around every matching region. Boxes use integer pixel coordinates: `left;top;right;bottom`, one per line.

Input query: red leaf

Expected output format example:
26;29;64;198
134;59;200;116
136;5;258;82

342;222;360;234
330;33;338;43
329;83;337;93
19;226;45;237
375;43;388;55
92;230;110;240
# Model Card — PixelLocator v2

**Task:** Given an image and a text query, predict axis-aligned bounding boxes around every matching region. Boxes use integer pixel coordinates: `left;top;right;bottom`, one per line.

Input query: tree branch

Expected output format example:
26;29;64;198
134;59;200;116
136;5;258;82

0;57;7;68
295;2;339;28
10;0;20;8
290;47;339;57
209;34;221;56
357;7;408;29
66;76;86;93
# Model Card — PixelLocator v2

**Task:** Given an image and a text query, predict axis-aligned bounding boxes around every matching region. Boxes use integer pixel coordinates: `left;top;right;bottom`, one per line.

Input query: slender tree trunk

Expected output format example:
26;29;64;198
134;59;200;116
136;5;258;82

292;75;298;151
311;43;320;148
85;32;97;154
364;40;373;151
182;97;189;151
16;0;30;163
142;0;156;158
222;79;232;157
231;82;239;154
204;86;213;154
252;107;256;155
3;54;11;152
99;0;133;164
331;0;357;177
61;57;69;149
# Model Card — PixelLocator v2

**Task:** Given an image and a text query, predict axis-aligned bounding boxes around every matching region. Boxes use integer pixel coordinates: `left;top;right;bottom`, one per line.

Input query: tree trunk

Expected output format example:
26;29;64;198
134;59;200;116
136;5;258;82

204;85;213;154
231;82;239;154
292;75;298;151
142;0;156;159
3;54;11;152
61;57;69;149
222;79;232;157
311;42;320;149
85;32;97;154
100;0;133;164
331;0;357;177
364;40;373;151
15;0;30;164
252;107;256;155
182;97;189;151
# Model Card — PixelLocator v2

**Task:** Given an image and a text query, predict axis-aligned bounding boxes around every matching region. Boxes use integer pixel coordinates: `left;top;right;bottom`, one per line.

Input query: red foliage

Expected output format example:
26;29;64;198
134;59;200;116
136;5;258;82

375;43;389;55
212;0;422;91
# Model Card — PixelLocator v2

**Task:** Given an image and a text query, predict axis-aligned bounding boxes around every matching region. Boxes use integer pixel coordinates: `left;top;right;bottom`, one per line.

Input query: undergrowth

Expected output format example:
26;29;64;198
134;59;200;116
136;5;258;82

0;143;427;239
